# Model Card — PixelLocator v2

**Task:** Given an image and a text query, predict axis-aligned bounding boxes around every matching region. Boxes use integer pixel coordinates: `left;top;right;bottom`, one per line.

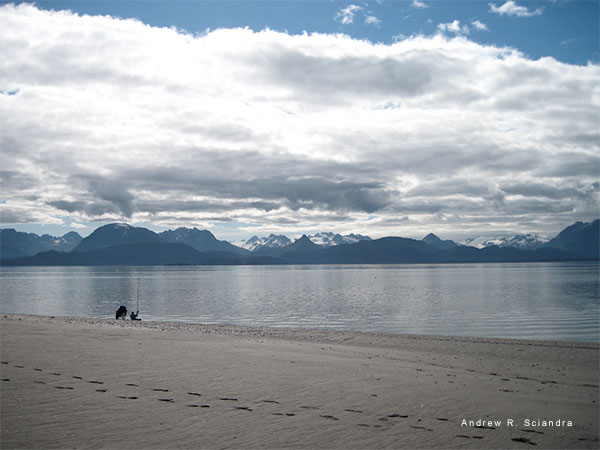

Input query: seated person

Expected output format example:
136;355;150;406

115;305;127;320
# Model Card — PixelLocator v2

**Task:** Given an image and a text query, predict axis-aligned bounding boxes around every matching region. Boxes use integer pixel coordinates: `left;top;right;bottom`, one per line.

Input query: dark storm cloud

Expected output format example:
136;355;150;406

124;169;390;213
134;199;282;214
47;199;123;217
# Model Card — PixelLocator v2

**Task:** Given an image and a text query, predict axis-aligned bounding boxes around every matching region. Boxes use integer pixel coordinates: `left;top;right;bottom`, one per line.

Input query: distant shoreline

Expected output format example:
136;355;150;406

2;257;599;267
3;313;599;348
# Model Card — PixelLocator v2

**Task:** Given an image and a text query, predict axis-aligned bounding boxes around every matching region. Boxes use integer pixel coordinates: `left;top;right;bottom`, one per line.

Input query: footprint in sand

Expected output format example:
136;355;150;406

235;406;253;411
388;414;409;418
300;406;320;410
320;415;339;421
2;378;10;382
158;398;175;403
13;365;25;368
187;404;210;408
126;383;138;387
153;388;169;392
55;386;74;390
410;425;433;431
88;380;104;385
521;429;544;435
344;409;363;413
33;380;45;384
50;373;61;376
118;396;138;400
219;397;238;401
511;437;537;445
73;376;83;380
34;368;42;372
96;389;107;392
262;400;279;404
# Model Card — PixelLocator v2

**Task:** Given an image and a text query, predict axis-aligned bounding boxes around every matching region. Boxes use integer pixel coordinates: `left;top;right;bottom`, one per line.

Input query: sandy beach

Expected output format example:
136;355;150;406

1;314;598;449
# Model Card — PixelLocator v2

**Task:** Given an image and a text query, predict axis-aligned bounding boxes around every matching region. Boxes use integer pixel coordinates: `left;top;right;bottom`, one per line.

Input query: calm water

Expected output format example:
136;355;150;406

1;262;598;342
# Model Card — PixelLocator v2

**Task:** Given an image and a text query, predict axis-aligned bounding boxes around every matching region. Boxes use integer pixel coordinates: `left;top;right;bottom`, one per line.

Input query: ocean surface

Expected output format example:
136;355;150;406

1;262;598;342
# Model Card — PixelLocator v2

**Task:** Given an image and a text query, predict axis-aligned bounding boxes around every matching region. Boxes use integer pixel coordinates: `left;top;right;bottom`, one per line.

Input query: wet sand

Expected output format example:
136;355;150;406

1;314;598;449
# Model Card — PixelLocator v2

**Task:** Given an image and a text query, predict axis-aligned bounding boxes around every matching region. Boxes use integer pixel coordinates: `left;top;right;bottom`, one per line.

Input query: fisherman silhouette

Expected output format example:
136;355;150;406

115;305;127;320
130;311;141;321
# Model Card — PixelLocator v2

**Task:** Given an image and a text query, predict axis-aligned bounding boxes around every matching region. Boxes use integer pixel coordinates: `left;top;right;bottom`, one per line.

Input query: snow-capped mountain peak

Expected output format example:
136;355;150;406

459;233;548;250
238;234;292;251
237;232;371;252
308;232;371;246
308;232;345;246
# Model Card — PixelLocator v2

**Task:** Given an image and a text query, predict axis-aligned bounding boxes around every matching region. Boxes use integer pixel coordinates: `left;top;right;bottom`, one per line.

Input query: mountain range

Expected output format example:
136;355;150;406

0;229;83;260
1;219;598;266
235;232;370;252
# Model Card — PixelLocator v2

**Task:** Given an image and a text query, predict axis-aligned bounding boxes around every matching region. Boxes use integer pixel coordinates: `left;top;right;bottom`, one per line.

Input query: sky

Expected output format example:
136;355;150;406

0;0;599;242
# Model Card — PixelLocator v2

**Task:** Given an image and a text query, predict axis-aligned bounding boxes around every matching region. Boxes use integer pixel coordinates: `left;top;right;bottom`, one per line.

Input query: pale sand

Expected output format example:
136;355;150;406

1;315;598;449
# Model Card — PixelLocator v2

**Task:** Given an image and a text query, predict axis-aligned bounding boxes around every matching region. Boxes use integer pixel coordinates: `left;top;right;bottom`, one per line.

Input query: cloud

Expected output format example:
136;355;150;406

437;20;469;35
68;221;88;229
489;1;543;17
411;0;428;8
437;20;488;35
471;20;489;32
334;4;362;25
334;4;380;27
364;15;381;26
0;4;598;240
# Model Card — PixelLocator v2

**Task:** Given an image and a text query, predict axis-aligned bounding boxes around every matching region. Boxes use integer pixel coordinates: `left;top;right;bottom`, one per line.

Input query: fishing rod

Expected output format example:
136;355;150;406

136;277;140;313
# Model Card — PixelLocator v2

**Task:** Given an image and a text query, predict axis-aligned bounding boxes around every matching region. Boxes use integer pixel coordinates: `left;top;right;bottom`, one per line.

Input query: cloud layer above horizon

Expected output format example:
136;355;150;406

0;4;598;239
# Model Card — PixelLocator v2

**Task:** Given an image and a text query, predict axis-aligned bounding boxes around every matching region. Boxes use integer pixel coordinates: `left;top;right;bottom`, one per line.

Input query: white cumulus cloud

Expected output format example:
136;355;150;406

364;15;381;26
490;1;543;17
471;20;489;31
334;4;362;25
437;20;470;35
411;0;429;8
